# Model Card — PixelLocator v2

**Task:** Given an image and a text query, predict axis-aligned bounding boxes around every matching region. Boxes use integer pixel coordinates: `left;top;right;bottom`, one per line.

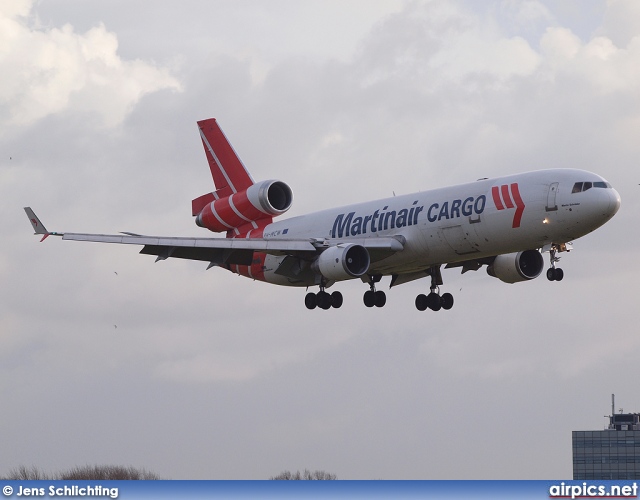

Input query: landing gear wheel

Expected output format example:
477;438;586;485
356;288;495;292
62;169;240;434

374;291;386;308
363;290;375;308
416;265;455;311
317;290;332;310
305;292;317;310
331;291;343;309
441;292;454;310
547;267;564;281
547;244;566;282
426;292;441;311
364;275;385;308
415;294;428;311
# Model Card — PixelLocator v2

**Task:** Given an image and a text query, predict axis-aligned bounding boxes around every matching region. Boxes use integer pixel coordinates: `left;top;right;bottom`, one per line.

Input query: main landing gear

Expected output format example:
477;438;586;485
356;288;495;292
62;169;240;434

363;275;386;308
305;286;343;310
304;275;387;310
546;244;565;282
415;265;454;312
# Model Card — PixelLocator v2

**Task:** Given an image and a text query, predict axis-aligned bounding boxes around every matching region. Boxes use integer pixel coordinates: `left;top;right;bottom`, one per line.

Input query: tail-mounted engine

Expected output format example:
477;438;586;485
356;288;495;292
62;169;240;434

487;249;544;284
312;244;371;282
194;179;293;233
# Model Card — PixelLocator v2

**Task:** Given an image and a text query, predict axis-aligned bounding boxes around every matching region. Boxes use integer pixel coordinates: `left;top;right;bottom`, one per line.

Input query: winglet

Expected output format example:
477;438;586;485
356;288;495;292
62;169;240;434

24;207;55;242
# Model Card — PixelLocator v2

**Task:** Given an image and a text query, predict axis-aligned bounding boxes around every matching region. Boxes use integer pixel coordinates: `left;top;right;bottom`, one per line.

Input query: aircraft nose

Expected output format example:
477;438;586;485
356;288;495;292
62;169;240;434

607;187;621;218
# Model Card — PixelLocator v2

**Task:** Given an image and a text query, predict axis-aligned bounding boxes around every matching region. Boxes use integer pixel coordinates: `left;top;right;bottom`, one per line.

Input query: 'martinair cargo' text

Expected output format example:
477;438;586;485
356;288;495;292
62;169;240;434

330;195;487;238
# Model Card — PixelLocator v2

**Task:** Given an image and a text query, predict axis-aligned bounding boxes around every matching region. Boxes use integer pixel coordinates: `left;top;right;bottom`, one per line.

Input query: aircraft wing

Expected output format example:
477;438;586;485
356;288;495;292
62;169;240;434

25;208;404;267
62;232;318;265
61;232;316;252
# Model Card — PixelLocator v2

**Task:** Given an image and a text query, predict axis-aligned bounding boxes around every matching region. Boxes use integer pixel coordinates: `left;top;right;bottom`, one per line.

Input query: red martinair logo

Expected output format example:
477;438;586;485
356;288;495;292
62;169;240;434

492;183;525;228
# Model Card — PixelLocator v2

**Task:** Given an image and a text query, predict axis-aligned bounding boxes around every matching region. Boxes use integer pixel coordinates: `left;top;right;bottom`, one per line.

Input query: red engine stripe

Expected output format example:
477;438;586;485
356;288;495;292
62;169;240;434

209;202;235;229
250;252;267;282
236;265;251;279
235;220;271;239
228;195;256;223
208;192;272;233
231;190;266;221
199;203;232;232
212;198;238;227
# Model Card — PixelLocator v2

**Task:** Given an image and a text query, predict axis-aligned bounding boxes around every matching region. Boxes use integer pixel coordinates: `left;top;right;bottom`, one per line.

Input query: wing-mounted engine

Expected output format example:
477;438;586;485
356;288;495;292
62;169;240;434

487;249;544;284
312;244;370;282
194;179;293;233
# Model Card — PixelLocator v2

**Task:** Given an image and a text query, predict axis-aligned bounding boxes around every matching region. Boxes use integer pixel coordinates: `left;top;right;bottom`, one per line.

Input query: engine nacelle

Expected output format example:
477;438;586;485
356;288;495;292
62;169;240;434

196;179;293;233
312;244;370;282
487;250;544;284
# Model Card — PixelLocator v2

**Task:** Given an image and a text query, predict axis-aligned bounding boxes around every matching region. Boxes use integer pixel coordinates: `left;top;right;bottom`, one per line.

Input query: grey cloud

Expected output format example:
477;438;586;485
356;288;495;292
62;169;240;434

1;0;638;480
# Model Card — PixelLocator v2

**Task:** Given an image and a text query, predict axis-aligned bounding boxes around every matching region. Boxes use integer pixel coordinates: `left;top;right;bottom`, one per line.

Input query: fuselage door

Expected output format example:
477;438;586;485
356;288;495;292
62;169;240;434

546;182;559;212
439;225;480;255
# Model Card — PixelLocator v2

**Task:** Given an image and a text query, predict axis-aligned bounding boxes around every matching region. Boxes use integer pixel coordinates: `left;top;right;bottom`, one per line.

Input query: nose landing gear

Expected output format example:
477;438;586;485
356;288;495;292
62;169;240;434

546;244;565;281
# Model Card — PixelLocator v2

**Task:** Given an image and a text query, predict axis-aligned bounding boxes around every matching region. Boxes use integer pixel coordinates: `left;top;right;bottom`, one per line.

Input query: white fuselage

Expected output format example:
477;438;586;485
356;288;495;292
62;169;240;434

256;169;620;286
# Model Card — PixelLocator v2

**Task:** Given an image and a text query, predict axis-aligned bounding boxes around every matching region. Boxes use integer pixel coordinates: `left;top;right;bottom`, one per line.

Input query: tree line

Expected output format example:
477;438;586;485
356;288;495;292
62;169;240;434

2;465;337;480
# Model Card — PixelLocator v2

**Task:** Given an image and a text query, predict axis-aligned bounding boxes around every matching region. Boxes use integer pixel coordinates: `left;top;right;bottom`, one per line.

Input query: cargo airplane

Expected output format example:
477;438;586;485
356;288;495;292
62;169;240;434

25;118;621;311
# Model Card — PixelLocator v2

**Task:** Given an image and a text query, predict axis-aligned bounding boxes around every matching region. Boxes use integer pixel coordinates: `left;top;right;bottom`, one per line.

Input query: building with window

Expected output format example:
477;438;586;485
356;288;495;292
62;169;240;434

573;406;640;480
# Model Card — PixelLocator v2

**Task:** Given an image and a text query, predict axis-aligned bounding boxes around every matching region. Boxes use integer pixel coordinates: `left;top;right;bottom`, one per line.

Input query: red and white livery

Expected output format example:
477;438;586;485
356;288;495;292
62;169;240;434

25;118;621;310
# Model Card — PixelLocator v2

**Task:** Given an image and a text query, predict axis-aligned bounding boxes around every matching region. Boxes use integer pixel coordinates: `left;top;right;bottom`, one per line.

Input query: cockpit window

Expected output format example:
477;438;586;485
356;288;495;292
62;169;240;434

572;181;611;193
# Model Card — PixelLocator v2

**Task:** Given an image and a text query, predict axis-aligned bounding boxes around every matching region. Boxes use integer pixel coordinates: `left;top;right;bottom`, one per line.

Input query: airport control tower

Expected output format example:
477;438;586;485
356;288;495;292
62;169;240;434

573;395;640;480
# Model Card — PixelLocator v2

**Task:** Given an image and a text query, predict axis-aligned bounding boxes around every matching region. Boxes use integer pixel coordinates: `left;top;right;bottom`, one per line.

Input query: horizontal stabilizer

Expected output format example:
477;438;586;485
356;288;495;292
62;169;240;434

192;192;216;217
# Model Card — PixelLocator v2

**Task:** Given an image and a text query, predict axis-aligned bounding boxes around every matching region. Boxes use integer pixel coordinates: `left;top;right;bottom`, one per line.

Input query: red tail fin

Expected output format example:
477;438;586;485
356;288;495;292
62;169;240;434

197;118;254;195
193;119;293;237
192;119;256;216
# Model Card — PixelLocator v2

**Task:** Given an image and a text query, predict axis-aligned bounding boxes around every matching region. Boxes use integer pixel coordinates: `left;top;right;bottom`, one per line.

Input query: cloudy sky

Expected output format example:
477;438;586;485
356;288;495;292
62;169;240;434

1;0;639;480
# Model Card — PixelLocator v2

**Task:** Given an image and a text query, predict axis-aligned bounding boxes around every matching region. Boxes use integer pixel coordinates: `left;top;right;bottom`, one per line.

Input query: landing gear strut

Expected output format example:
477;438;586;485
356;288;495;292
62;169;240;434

415;265;454;312
363;275;386;308
305;283;343;310
546;244;564;281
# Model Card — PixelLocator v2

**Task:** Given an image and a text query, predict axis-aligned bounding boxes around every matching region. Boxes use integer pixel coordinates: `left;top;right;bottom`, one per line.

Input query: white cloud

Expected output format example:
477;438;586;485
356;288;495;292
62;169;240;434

600;0;640;46
0;1;181;129
429;32;540;87
540;25;640;94
501;0;554;25
0;0;30;19
354;1;541;94
540;26;583;62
